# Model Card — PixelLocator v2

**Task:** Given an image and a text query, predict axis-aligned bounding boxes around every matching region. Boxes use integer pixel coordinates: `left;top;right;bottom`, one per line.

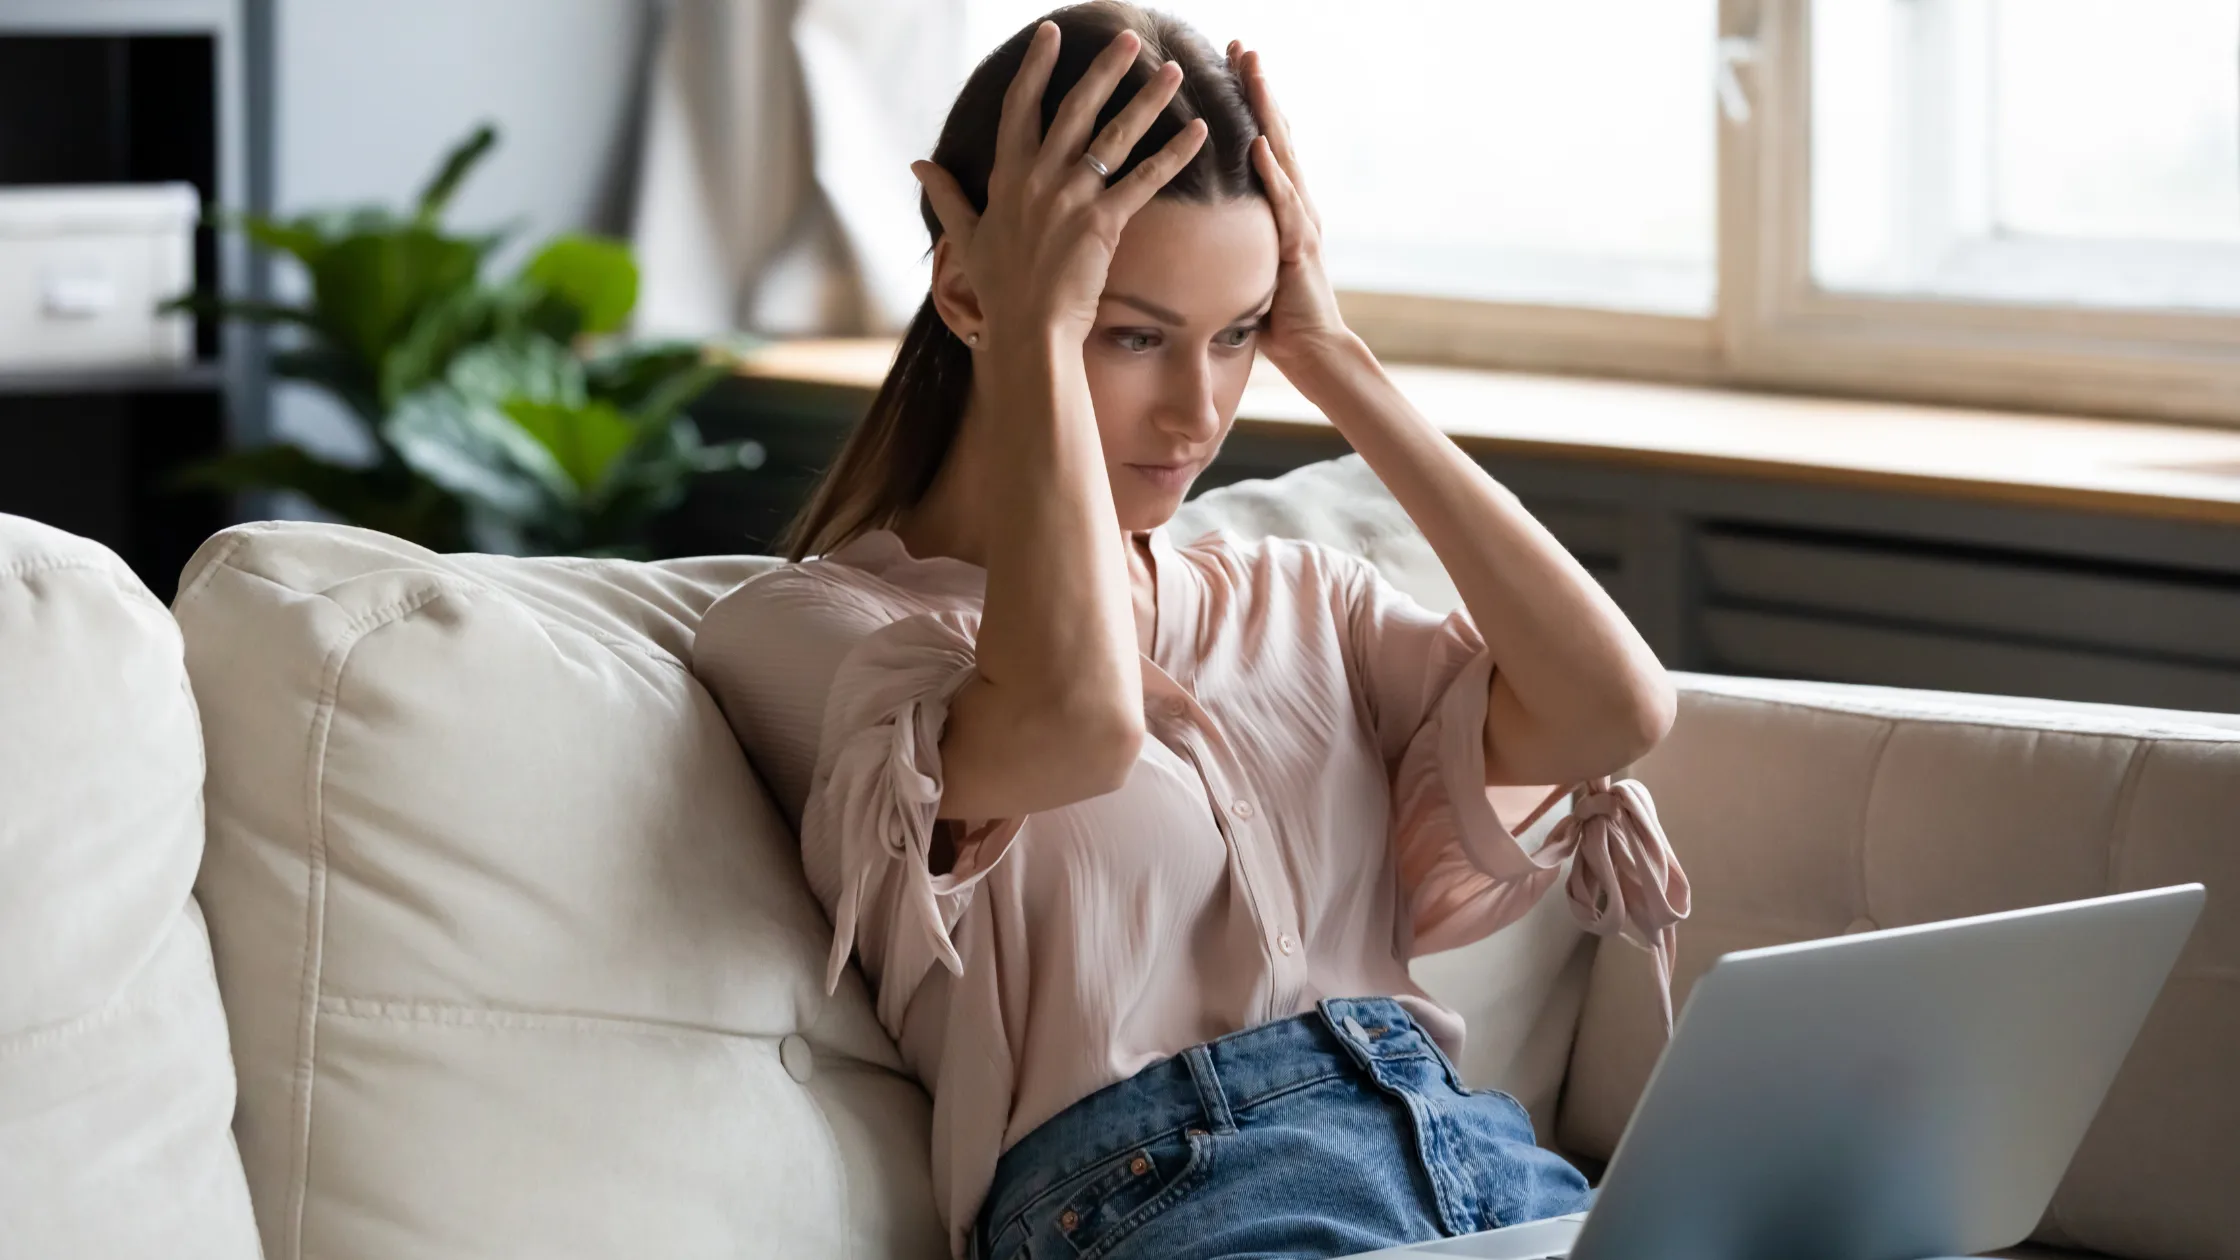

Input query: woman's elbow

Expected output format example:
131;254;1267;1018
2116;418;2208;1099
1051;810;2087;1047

1045;697;1146;798
1612;671;1679;766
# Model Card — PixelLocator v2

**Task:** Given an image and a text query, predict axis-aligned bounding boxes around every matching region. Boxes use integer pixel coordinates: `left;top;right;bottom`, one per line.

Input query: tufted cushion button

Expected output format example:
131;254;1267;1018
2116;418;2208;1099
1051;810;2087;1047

779;1033;814;1083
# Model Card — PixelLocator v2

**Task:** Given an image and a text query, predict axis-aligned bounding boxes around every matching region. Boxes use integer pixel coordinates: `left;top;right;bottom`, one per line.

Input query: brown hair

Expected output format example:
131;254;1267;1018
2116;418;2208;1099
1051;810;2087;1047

777;2;1266;560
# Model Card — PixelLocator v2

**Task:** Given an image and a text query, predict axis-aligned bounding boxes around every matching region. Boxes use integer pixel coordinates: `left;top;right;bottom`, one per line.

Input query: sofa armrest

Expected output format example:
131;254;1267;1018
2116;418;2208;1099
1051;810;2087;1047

1558;672;2239;1260
0;514;260;1259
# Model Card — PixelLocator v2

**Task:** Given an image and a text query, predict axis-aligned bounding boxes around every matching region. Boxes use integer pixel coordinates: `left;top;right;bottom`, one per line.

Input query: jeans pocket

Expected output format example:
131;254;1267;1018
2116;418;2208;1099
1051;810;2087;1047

1035;1126;1214;1260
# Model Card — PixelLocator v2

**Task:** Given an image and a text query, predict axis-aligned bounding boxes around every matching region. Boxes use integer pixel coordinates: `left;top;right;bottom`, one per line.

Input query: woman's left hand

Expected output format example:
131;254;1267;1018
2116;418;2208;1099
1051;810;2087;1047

1228;41;1355;371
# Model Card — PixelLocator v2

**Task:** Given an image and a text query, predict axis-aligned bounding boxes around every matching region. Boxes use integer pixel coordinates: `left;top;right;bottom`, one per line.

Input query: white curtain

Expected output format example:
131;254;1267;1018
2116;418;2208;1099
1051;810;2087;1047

629;0;969;338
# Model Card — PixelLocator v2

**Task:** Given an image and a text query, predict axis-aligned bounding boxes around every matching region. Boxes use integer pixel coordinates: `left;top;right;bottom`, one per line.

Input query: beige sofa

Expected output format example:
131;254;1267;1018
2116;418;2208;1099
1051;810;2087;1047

2;455;2233;1260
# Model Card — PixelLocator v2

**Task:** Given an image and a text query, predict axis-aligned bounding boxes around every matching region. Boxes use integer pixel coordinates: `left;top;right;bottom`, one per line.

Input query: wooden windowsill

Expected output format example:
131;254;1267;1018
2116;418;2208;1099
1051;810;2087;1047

735;337;2240;528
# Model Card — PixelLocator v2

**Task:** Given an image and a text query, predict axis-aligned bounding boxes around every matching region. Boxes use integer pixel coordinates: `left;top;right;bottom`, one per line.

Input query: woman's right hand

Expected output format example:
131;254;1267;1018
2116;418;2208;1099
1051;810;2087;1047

913;21;1207;345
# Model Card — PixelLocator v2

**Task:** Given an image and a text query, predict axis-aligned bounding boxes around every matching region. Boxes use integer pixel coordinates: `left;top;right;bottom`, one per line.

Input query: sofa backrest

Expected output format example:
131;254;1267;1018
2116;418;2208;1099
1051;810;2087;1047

175;457;1596;1260
1573;673;2240;1260
175;522;945;1260
0;514;260;1259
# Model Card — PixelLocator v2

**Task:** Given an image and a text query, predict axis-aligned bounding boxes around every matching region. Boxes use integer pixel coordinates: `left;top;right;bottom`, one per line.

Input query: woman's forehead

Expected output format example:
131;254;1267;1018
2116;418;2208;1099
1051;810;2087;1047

1104;198;1279;324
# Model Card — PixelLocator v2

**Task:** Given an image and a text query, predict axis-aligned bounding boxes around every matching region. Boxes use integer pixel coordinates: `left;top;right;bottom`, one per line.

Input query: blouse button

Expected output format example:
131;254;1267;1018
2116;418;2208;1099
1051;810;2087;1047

1231;799;1255;820
1278;932;1298;955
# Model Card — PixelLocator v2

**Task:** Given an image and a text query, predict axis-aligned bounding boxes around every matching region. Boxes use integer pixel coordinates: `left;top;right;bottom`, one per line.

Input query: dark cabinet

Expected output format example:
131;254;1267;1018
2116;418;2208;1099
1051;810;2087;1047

689;376;2240;713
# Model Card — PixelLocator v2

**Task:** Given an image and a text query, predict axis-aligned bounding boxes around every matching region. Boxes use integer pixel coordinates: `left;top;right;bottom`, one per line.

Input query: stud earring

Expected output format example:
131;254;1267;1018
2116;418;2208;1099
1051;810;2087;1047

966;331;981;346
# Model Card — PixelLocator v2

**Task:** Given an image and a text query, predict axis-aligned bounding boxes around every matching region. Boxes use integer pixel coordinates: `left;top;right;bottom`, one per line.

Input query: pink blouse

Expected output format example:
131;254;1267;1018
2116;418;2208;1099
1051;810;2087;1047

691;524;1687;1260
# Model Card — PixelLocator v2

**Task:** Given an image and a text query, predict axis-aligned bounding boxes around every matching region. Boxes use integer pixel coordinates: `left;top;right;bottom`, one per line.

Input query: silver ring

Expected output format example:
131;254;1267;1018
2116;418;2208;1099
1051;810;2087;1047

1080;151;1111;179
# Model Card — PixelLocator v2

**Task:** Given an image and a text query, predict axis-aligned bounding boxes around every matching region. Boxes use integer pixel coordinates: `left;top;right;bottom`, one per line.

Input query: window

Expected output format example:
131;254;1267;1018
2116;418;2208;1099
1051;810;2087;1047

956;1;2240;426
1731;0;2240;425
1812;0;2240;312
964;1;1718;316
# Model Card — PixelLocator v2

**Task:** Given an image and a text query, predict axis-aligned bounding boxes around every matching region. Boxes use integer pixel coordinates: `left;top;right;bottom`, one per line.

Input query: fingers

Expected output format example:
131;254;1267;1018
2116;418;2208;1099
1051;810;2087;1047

1101;117;1208;220
1081;59;1182;182
1250;135;1310;259
995;22;1061;183
1228;42;1293;158
911;160;979;243
1038;30;1144;183
1229;42;1322;231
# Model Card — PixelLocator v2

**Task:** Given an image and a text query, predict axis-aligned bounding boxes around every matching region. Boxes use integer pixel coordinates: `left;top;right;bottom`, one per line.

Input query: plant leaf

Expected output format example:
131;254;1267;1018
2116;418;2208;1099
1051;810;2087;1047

582;339;706;408
502;398;641;497
157;292;322;332
444;336;586;410
241;215;332;266
624;358;730;426
270;345;385;427
310;227;485;368
416;123;499;223
519;234;639;336
383;387;572;517
378;285;502;409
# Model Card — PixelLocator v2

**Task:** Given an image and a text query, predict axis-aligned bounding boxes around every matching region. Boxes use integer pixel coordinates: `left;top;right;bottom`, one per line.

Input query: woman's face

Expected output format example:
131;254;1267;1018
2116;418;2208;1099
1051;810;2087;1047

1085;195;1279;531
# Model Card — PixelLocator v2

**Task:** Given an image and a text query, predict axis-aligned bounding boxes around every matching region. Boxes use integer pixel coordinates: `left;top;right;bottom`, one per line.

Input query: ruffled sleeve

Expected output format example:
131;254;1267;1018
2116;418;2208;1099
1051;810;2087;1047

801;610;1024;1031
1337;553;1692;1030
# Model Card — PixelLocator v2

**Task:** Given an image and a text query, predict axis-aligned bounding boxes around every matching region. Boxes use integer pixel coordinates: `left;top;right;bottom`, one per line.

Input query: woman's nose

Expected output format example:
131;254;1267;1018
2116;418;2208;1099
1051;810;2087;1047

1155;354;1223;442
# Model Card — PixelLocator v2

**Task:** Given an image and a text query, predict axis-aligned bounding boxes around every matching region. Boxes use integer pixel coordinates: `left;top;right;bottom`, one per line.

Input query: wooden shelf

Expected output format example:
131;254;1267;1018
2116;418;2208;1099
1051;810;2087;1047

736;337;2240;528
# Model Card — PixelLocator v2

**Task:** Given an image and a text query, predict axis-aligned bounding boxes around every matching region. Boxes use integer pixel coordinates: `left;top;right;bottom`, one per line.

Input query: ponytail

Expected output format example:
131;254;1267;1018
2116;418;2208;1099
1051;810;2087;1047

775;295;974;561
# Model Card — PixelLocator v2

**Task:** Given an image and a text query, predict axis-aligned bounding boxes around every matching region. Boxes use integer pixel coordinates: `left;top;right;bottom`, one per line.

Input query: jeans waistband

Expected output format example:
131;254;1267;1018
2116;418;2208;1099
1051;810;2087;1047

980;996;1447;1241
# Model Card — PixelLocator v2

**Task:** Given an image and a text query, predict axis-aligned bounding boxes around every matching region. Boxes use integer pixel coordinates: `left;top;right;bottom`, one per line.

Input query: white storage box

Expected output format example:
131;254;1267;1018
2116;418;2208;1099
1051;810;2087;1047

0;184;199;373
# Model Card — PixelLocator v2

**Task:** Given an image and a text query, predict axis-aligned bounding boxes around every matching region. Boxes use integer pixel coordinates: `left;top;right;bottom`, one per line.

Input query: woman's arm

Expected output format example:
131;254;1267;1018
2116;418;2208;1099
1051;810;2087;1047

940;332;1143;817
910;24;1207;819
1292;341;1675;786
1229;42;1674;787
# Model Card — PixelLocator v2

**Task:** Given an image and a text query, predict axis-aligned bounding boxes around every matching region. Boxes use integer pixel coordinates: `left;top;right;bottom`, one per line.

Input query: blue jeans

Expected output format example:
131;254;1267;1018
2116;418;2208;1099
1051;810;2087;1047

970;996;1595;1260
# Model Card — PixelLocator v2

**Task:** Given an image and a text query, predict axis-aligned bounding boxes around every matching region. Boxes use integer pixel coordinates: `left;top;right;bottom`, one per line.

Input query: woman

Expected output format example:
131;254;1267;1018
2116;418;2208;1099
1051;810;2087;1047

692;5;1690;1258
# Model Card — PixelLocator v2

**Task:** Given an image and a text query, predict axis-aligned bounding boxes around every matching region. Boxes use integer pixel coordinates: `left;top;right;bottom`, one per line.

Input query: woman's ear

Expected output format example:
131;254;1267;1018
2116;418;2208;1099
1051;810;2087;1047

928;237;985;343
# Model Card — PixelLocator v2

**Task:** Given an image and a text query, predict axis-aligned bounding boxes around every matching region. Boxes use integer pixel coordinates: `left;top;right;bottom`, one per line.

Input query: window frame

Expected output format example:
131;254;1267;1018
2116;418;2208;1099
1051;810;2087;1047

1335;0;2240;429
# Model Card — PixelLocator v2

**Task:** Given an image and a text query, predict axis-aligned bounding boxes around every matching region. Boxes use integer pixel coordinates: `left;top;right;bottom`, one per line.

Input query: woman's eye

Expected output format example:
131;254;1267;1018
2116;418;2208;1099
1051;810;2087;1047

1218;326;1257;348
1115;331;1159;353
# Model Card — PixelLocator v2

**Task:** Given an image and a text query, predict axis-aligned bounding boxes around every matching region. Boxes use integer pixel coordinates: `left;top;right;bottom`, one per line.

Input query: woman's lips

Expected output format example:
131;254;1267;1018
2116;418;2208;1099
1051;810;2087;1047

1126;461;1200;493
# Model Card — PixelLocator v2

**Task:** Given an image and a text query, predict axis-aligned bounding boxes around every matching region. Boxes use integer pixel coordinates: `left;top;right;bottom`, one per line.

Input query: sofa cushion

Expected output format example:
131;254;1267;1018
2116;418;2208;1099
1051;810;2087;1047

1568;673;2240;1260
174;522;942;1260
1175;455;1596;1140
0;514;260;1259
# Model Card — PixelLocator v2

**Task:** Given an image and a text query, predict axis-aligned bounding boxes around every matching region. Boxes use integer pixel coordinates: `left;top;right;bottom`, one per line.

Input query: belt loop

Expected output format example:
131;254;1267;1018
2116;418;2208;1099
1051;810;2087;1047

1181;1044;1237;1135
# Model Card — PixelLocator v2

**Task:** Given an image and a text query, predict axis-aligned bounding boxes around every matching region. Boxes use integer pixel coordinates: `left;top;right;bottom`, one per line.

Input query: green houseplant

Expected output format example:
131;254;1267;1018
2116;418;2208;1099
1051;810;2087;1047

177;123;761;556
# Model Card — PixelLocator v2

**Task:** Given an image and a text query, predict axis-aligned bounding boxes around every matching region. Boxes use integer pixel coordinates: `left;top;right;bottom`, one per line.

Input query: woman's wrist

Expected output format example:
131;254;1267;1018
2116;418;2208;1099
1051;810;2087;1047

981;313;1091;361
1267;328;1380;407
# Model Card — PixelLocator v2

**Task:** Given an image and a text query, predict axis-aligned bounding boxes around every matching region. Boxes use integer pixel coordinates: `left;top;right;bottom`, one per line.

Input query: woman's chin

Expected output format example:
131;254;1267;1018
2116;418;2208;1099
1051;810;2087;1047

1112;470;1198;532
1116;490;1188;534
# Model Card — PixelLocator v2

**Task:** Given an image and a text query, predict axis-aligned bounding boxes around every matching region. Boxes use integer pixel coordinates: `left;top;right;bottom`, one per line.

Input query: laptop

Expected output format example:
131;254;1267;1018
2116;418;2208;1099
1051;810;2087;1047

1344;883;2207;1260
